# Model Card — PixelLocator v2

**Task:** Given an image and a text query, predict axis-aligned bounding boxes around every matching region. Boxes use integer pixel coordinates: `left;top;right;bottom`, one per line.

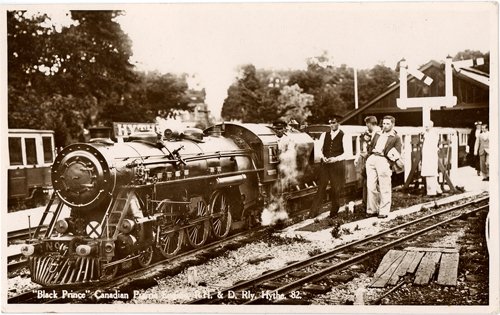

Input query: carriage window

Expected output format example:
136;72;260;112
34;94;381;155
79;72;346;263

25;138;38;165
9;137;23;165
42;137;53;163
352;136;358;156
461;133;468;145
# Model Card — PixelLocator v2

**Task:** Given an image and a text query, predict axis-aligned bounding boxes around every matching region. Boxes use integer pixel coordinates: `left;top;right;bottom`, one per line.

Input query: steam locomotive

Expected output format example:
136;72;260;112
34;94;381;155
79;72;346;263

20;123;319;286
19;122;468;286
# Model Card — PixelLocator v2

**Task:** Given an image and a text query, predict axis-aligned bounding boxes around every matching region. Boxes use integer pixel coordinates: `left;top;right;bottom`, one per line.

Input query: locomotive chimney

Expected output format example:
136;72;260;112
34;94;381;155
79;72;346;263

88;127;114;144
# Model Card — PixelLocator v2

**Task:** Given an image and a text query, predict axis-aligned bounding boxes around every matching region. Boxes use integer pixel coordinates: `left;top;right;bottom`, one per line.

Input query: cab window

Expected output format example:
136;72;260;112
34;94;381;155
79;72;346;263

9;137;23;165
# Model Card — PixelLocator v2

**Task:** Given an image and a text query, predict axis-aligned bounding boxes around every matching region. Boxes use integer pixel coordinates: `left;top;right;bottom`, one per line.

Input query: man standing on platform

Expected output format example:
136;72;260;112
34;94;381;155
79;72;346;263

366;116;402;218
310;116;345;218
470;121;483;176
354;116;381;211
421;120;442;196
478;124;489;181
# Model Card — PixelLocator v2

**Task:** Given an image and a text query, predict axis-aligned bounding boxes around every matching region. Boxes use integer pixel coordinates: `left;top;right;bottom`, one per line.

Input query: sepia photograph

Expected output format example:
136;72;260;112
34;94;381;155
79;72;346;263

1;2;498;313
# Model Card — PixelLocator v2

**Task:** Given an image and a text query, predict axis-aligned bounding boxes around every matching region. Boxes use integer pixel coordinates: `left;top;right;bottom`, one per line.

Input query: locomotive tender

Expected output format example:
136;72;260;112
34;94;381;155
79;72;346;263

19;122;469;286
20;123;318;286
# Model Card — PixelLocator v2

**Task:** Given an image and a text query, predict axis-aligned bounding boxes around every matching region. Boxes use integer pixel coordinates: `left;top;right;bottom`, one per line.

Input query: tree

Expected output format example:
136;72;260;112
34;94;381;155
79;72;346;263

288;54;348;123
7;11;56;129
453;50;489;73
8;10;138;145
221;64;263;121
276;84;313;123
8;10;189;147
360;64;398;104
101;71;190;124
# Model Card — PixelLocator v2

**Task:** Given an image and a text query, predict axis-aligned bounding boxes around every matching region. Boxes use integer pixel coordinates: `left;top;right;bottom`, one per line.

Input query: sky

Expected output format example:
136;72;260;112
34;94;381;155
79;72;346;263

31;2;497;118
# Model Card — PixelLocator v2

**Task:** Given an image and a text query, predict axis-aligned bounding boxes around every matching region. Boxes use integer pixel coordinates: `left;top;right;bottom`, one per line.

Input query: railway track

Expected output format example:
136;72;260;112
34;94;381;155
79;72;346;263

7;226;48;274
7;195;487;304
189;196;489;305
8;226;47;244
8;254;28;274
6;220;282;304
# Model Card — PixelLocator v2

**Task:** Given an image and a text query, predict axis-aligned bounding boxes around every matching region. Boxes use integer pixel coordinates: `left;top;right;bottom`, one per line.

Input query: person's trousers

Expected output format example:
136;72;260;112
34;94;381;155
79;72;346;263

366;155;392;216
425;176;442;196
472;154;480;173
362;176;367;208
480;152;489;177
311;161;343;216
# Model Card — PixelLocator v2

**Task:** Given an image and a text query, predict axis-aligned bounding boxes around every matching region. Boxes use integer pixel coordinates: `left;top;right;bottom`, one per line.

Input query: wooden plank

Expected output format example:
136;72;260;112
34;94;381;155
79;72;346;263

405;247;459;253
388;251;417;285
374;250;405;278
371;252;406;288
414;252;442;285
407;251;426;274
437;253;460;286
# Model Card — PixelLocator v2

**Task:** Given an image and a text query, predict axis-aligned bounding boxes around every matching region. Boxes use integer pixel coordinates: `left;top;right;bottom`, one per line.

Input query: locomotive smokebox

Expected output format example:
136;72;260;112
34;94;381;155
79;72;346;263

52;143;114;210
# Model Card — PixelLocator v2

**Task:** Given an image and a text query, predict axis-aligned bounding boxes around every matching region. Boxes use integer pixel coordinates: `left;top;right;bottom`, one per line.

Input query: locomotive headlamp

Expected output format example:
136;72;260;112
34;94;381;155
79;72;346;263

75;244;96;257
21;244;36;256
55;219;69;234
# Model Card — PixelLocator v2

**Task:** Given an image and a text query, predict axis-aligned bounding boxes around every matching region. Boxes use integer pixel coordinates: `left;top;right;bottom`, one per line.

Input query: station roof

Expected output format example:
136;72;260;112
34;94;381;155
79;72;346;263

340;60;489;124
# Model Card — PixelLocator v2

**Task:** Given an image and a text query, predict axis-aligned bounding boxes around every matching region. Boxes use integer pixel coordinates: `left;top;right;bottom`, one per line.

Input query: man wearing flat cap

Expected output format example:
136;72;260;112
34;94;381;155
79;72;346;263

310;116;345;218
272;119;288;138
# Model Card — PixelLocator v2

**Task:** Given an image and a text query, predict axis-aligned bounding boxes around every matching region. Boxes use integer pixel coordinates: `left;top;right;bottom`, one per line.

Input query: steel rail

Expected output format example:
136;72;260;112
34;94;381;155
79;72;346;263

6;224;273;304
244;203;488;304
7;203;316;303
190;196;488;304
8;226;47;243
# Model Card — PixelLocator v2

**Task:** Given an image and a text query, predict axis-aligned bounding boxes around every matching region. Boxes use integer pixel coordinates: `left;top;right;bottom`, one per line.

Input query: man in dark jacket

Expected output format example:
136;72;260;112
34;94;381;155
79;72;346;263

366;116;402;218
310;116;345;218
354;116;381;211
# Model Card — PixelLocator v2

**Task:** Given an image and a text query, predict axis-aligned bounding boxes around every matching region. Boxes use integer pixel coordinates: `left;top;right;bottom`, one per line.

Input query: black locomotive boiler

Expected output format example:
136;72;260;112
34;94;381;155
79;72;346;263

20;123;319;286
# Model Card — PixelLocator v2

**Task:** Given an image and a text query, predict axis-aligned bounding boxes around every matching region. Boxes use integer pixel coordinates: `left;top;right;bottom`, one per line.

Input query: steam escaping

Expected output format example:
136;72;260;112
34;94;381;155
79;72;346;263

277;134;299;188
261;133;299;226
261;197;288;226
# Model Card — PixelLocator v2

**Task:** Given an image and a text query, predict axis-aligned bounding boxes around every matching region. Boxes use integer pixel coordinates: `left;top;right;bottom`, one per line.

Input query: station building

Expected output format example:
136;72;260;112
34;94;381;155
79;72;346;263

341;60;489;128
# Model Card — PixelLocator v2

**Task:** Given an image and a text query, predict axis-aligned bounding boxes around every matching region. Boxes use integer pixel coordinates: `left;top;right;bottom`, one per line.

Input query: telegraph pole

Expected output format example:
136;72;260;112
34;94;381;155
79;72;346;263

354;66;359;109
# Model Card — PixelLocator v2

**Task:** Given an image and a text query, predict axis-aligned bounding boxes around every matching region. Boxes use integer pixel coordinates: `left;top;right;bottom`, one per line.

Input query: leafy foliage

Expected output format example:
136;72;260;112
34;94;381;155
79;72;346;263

8;10;189;147
276;84;313;123
221;54;400;124
453;49;490;74
221;65;314;123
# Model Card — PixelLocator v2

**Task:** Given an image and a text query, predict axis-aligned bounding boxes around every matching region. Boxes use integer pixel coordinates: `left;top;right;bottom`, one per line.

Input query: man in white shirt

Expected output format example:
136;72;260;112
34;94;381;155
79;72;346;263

472;121;482;176
478;124;489;181
310;116;345;218
366;116;402;218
